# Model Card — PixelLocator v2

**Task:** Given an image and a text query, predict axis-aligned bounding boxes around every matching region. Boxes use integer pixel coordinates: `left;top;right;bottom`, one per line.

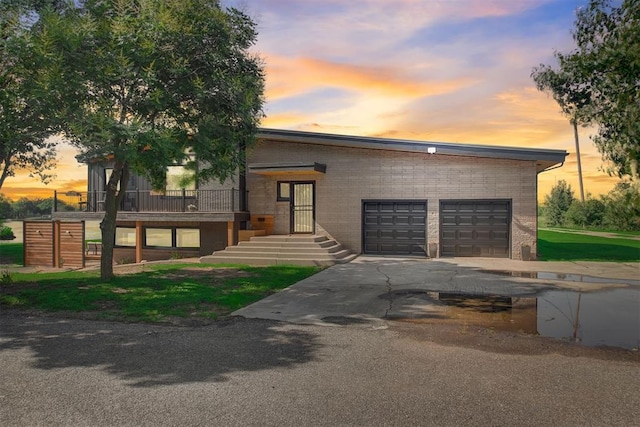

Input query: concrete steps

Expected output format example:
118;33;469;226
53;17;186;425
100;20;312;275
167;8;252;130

200;235;358;267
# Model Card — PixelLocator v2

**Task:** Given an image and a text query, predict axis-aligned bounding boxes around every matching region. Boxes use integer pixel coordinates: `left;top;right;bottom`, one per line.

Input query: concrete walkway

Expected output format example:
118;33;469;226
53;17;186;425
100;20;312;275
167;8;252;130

234;256;640;326
539;227;640;240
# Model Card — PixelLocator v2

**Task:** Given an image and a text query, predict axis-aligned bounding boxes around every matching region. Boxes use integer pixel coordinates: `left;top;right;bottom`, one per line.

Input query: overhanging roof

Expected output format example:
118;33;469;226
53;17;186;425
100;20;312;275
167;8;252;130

257;128;567;173
248;162;327;175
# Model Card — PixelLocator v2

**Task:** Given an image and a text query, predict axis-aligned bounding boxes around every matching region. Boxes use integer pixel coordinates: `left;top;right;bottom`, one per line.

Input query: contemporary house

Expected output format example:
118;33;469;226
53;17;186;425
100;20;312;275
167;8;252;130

51;128;567;264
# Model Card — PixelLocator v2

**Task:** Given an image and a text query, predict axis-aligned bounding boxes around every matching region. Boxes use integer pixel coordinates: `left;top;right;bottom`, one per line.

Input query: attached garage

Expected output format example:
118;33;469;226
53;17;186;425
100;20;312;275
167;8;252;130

440;200;511;257
363;200;426;255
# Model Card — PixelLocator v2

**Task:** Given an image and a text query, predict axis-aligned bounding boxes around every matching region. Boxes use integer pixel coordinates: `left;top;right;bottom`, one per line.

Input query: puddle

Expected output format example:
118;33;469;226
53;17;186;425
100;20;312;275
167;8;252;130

383;289;640;350
483;270;640;286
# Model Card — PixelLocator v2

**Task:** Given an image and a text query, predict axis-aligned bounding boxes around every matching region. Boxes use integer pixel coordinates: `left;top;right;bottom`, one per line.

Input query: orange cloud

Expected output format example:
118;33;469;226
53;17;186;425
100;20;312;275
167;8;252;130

264;55;476;101
1;138;87;201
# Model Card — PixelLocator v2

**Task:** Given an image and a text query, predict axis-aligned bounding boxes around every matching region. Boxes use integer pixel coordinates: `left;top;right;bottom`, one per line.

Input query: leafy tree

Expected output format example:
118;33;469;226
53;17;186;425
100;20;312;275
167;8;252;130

0;194;13;219
0;1;57;190
30;0;265;278
12;197;41;219
565;197;605;228
532;0;640;181
602;182;640;231
544;180;575;226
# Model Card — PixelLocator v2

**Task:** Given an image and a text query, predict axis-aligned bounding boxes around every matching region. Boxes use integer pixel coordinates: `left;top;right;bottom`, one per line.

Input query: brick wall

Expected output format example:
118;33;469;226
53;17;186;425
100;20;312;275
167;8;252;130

247;141;538;259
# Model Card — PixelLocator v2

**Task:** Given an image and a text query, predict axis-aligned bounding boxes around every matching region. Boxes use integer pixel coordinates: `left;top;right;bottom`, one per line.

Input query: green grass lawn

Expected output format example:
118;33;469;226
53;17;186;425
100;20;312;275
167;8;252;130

538;230;640;262
0;243;23;265
0;263;321;323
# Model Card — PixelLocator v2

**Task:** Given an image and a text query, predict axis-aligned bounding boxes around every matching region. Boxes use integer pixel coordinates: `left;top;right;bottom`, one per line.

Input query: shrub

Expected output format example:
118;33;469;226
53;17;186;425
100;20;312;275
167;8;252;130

0;226;16;240
565;197;605;228
602;183;640;231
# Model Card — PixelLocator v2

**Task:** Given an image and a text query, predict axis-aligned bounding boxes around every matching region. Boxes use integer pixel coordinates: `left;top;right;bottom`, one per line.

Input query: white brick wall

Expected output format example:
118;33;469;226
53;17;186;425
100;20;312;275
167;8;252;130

247;140;538;259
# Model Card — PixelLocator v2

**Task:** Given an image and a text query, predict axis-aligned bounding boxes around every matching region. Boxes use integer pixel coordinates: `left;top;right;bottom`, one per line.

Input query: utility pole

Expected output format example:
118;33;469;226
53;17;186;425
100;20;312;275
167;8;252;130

572;120;585;202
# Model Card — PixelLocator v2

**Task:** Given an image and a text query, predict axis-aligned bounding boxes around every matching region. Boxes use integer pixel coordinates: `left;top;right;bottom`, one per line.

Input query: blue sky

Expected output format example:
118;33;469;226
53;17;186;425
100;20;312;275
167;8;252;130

4;0;619;200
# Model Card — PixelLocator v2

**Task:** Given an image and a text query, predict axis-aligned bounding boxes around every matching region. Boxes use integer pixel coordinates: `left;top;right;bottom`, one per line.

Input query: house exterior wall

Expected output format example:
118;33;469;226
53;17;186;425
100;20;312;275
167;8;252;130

113;220;228;262
246;140;538;259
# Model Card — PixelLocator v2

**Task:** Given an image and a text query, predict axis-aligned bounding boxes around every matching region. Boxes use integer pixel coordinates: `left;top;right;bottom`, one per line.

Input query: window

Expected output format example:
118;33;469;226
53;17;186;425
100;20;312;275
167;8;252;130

143;227;200;248
277;181;290;201
104;168;121;191
115;227;136;247
176;228;200;247
166;151;197;192
166;165;196;192
145;228;172;247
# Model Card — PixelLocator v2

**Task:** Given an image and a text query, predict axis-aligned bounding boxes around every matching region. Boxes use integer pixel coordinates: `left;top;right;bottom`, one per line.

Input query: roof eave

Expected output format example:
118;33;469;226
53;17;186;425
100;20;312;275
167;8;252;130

257;128;568;166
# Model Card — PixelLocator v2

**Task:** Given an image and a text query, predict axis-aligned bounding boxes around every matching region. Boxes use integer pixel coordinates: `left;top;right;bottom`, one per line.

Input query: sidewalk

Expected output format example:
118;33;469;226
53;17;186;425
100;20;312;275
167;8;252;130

439;257;640;282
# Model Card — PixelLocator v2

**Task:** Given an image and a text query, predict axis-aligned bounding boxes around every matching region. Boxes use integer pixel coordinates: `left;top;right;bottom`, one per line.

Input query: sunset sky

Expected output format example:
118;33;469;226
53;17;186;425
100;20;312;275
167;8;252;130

2;0;621;202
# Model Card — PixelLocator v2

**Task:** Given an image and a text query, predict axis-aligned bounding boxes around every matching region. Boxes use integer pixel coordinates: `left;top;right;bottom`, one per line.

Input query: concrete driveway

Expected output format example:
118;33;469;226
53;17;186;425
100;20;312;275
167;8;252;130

234;256;640;326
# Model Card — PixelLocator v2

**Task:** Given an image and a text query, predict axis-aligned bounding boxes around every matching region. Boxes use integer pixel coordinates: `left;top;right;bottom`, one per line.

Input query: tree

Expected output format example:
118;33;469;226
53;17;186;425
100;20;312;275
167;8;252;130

532;0;640;181
30;0;265;279
12;197;40;219
602;182;640;231
0;194;13;219
544;180;575;226
0;1;57;191
565;196;605;228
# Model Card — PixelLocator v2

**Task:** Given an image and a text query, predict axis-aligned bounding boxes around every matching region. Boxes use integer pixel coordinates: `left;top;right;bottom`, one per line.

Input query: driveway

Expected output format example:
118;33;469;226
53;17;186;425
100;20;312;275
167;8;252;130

234;256;640;326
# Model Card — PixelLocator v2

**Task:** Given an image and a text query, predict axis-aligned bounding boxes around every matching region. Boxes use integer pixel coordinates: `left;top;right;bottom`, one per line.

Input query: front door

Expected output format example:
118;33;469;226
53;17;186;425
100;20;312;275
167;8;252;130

290;182;315;233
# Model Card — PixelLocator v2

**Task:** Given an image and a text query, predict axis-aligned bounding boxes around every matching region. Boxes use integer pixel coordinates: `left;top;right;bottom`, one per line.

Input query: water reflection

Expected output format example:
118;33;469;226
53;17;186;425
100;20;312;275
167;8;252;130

385;288;640;350
538;288;639;349
484;270;640;286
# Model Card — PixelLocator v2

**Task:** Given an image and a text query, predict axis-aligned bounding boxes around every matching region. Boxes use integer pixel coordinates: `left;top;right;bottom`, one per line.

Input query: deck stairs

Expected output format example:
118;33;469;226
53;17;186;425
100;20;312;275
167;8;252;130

200;234;357;267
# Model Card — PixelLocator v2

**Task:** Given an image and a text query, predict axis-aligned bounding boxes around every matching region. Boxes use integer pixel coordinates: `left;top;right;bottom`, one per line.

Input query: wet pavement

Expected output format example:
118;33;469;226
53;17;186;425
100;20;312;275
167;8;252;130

234;256;640;350
385;287;640;349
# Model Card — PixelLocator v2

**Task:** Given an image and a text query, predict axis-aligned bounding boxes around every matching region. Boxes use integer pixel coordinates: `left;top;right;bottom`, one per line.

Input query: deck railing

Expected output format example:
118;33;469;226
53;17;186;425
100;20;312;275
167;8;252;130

54;189;245;213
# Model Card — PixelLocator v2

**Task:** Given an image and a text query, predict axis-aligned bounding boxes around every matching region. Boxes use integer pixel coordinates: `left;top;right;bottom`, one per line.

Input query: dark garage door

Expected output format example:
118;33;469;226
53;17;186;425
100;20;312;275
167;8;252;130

440;200;511;257
363;200;426;255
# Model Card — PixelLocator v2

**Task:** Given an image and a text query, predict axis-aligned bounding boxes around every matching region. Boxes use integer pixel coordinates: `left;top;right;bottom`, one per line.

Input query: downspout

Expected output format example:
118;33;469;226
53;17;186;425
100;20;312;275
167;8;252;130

536;157;566;260
539;159;566;174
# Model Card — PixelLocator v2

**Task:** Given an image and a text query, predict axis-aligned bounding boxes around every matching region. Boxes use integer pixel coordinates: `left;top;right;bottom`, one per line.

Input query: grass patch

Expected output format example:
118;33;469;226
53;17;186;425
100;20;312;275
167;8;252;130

0;263;321;323
0;243;23;265
538;230;640;262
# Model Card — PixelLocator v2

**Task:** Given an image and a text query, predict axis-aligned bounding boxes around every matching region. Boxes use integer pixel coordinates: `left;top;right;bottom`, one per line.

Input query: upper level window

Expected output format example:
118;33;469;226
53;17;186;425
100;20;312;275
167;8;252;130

104;168;121;191
166;152;196;192
166;165;196;191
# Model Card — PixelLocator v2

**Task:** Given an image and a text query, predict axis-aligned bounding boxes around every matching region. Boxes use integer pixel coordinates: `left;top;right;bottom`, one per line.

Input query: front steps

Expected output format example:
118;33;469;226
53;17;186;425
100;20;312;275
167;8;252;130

200;235;358;267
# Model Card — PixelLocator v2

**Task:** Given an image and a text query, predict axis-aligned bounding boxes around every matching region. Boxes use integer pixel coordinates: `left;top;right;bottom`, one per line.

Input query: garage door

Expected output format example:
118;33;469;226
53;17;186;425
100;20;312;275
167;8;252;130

363;200;426;255
440;200;510;257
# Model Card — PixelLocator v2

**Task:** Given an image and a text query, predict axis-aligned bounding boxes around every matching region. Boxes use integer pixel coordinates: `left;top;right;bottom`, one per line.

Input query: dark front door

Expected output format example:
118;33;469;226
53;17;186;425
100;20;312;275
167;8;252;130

290;182;315;233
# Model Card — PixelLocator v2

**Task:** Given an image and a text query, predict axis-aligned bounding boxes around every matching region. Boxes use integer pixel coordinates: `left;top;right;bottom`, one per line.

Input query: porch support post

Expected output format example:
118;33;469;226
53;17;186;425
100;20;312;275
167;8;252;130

53;220;61;268
135;221;143;263
227;221;236;247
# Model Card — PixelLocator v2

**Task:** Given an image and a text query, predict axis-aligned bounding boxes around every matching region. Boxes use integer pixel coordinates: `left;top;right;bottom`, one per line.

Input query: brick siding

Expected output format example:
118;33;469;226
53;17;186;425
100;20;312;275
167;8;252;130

247;140;538;259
